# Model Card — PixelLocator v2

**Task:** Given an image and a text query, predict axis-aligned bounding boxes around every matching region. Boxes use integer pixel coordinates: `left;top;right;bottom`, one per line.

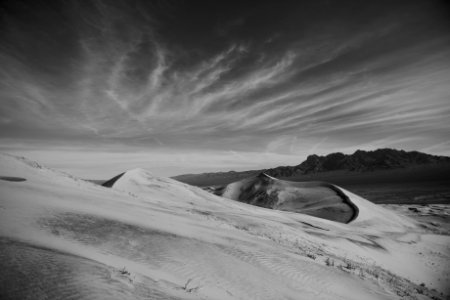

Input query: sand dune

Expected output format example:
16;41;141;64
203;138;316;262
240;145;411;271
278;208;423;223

212;173;356;223
0;154;448;299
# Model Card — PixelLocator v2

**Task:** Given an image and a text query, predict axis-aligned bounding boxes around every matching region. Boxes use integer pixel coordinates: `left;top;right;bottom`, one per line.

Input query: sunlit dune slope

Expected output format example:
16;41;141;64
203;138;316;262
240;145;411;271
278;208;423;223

0;154;449;299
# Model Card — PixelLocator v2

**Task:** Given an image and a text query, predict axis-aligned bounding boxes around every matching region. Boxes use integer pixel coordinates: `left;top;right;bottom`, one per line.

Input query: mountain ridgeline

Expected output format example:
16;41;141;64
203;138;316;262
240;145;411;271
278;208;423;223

173;149;450;190
264;148;450;178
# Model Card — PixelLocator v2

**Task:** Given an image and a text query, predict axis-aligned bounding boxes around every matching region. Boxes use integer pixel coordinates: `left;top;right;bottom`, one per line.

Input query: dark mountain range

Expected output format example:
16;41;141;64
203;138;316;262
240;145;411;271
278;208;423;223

172;149;450;205
264;148;450;177
173;149;450;188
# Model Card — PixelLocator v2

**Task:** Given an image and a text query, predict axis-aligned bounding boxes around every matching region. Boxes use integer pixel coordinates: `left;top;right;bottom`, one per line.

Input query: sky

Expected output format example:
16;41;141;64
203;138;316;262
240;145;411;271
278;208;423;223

0;0;449;178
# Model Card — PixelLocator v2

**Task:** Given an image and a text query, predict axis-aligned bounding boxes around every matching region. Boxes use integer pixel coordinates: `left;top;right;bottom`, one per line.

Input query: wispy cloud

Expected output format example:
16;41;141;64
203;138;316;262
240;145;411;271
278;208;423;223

1;0;450;175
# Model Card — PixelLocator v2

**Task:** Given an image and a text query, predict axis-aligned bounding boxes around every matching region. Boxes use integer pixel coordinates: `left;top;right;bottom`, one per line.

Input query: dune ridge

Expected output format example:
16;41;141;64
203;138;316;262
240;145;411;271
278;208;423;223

212;173;358;223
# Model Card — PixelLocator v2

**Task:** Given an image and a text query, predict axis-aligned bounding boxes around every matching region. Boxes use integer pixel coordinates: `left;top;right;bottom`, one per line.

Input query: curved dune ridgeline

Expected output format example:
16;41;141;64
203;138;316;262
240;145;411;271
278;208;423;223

214;173;358;223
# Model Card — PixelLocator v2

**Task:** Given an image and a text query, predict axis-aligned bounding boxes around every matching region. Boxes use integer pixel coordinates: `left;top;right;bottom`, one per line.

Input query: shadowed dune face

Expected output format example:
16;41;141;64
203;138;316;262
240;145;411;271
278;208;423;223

0;176;26;182
101;172;125;187
215;174;356;223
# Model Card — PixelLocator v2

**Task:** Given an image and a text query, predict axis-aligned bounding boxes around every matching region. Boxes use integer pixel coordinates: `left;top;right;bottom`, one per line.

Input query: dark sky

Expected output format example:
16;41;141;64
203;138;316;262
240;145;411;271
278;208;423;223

0;0;449;177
